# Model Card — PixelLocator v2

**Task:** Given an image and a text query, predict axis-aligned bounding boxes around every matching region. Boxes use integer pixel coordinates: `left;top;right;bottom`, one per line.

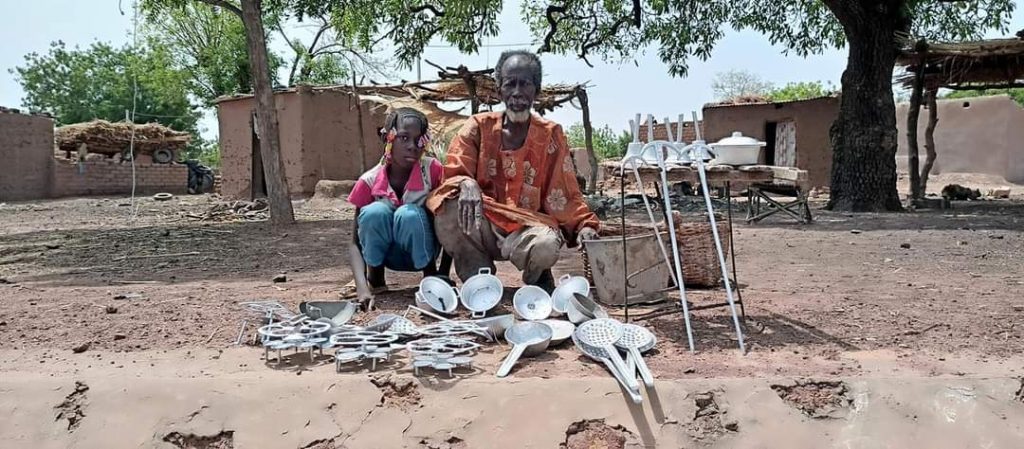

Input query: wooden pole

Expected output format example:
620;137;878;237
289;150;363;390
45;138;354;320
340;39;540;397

906;40;928;202
240;0;294;226
921;87;939;196
576;87;598;193
351;67;367;173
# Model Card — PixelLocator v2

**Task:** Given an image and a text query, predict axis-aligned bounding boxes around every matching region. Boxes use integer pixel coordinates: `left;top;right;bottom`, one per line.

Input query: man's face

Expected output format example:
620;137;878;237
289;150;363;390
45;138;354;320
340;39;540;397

499;55;538;123
389;117;425;171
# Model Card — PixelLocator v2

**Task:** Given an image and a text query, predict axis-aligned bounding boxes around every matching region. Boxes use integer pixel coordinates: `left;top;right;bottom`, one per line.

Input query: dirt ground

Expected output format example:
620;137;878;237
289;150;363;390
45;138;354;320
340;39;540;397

1;171;1022;381
2;172;1024;448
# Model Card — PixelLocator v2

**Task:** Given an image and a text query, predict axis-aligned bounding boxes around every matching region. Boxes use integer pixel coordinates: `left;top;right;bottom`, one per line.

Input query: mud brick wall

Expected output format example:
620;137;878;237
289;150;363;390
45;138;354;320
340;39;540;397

52;159;188;197
0;111;55;201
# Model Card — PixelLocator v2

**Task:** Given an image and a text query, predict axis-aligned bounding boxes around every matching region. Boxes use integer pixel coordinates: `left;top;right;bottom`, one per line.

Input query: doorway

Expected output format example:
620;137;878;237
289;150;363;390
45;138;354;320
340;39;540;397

250;113;268;199
763;122;777;165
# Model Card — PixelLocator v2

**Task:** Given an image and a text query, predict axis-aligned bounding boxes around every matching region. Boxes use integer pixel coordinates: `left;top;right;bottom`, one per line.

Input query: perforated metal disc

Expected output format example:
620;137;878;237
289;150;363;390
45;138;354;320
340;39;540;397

576;318;624;348
571;331;610;360
418;322;480;337
616;324;656;352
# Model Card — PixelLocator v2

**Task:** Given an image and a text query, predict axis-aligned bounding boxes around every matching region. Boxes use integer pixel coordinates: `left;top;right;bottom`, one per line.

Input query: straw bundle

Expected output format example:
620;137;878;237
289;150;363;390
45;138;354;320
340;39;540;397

55;120;191;156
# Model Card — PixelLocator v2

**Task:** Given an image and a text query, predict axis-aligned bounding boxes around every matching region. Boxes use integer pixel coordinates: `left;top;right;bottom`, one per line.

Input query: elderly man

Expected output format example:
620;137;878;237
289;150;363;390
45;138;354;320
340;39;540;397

426;50;600;291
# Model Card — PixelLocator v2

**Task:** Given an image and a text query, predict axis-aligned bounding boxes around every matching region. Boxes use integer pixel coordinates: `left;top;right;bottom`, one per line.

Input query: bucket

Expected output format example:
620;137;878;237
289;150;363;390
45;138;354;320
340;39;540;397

580;232;672;306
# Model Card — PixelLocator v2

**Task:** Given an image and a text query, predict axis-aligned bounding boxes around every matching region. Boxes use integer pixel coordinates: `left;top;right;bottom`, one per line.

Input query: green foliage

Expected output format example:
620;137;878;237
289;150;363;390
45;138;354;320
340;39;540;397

943;88;1024;106
181;140;222;168
11;41;201;137
140;1;285;102
522;1;1014;77
766;81;836;102
566;123;631;160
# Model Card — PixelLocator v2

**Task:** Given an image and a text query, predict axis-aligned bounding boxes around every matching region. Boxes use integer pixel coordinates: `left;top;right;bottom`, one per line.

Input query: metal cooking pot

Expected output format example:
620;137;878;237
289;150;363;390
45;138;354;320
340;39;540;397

418;276;459;314
460;268;503;318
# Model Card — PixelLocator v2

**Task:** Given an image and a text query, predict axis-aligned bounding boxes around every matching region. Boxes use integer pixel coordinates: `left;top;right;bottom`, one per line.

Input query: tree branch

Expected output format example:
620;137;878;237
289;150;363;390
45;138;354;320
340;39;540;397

410;4;444;17
538;4;567;54
191;0;242;18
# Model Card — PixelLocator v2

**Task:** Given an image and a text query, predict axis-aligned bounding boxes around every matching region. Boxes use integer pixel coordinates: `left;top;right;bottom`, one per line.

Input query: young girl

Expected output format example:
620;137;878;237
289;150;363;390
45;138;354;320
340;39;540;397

346;107;444;307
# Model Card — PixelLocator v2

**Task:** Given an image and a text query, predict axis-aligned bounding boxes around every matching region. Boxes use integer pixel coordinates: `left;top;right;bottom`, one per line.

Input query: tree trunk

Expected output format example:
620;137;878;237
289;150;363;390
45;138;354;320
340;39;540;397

920;88;939;195
825;0;905;212
240;0;294;226
576;87;598;193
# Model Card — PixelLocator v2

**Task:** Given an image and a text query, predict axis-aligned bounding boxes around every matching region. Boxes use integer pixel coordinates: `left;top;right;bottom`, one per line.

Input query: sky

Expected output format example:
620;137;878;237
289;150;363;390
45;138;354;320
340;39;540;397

2;1;1021;140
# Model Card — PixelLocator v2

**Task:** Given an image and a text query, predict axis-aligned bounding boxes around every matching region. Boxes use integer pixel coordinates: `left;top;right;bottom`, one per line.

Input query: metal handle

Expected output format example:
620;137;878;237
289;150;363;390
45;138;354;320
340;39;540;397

630;347;655;388
603;345;640;391
603;359;642;404
496;344;527;378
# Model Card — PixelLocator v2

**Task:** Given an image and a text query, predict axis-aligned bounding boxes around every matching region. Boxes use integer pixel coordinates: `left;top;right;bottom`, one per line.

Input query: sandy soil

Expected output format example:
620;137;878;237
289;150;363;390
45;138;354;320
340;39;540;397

2;173;1024;447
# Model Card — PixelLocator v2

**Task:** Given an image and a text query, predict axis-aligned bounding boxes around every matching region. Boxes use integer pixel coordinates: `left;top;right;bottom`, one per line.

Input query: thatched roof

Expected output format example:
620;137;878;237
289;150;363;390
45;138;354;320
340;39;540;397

896;37;1024;89
55;120;191;156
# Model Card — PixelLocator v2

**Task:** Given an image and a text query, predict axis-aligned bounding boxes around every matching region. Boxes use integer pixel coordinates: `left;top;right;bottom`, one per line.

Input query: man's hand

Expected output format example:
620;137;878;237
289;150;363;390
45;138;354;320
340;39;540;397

459;179;483;233
577;227;599;245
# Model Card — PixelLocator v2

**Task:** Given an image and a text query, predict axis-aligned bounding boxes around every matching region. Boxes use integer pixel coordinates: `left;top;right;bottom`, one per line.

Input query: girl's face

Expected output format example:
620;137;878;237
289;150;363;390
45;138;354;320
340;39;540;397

389;117;426;171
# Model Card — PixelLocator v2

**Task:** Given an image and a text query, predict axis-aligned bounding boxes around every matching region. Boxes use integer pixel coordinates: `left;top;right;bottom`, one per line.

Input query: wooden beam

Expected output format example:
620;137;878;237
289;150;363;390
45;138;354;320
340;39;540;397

906;40;928;202
576;87;598;193
920;88;939;195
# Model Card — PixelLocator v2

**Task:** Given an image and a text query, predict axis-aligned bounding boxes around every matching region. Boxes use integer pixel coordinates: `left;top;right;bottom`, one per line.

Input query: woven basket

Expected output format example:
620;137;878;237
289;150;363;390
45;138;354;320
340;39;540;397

583;212;730;288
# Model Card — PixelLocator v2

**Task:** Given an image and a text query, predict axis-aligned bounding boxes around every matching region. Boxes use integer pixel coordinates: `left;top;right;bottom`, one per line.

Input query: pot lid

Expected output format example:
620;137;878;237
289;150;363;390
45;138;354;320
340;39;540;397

711;131;765;147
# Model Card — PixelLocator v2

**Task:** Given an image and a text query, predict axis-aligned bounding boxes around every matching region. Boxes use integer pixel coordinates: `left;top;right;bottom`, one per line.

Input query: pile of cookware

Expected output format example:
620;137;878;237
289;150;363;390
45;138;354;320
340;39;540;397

245;272;660;392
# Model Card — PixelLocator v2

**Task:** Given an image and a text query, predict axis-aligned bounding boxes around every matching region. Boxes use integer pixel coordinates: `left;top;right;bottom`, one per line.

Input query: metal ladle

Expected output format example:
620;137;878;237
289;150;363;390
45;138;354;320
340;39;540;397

615;324;657;388
496;321;552;378
572;332;642;404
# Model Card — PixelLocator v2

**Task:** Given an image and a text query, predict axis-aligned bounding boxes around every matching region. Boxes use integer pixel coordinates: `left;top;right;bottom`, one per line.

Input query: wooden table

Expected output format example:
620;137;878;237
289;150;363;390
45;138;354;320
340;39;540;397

600;161;808;189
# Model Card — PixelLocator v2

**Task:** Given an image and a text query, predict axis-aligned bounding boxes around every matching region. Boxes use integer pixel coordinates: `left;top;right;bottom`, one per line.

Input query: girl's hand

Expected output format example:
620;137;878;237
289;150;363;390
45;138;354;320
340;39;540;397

459;179;483;233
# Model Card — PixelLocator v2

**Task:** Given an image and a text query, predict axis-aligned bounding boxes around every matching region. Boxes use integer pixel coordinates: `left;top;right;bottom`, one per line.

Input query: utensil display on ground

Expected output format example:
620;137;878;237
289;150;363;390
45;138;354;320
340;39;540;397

615;324;657;388
571;332;643;404
496;321;552;377
460;268;503;318
537;319;576;346
575;319;638;391
513;285;553;321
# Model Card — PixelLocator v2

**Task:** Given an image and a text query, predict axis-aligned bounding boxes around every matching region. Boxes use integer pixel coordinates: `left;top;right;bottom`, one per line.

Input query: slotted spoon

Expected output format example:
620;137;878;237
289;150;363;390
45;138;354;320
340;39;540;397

615;324;656;388
575;318;637;391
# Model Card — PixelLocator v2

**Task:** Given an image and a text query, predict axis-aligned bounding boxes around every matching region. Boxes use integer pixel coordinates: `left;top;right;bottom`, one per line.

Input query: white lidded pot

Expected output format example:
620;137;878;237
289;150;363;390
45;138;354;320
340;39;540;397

460;268;504;318
708;132;766;166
